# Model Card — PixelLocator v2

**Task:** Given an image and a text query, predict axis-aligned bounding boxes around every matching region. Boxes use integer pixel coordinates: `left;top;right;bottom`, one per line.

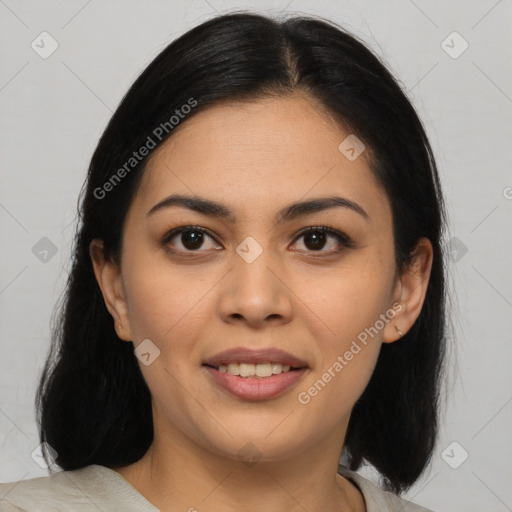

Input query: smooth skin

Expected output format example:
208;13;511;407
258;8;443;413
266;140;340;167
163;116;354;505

90;92;433;512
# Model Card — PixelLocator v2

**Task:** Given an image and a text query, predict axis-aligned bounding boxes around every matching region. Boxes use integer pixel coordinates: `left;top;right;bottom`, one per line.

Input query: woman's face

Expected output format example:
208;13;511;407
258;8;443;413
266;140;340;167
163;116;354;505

93;93;424;463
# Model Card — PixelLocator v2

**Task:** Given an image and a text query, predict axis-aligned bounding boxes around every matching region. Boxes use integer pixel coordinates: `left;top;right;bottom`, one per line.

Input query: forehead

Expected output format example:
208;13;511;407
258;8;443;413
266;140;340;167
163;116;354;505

130;93;391;226
145;93;352;176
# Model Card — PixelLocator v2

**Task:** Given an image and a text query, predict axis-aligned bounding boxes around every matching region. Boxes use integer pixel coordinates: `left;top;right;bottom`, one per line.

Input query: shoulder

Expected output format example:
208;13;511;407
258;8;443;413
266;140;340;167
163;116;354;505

0;465;158;512
337;465;435;512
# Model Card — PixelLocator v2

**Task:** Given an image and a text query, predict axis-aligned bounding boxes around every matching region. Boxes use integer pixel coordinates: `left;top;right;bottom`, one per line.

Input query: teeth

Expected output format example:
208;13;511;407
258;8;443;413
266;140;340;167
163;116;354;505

227;363;239;375
216;362;296;377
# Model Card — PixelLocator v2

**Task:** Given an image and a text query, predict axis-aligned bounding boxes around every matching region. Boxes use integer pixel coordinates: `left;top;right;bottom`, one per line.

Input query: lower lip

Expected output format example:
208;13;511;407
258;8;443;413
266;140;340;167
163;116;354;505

203;366;308;401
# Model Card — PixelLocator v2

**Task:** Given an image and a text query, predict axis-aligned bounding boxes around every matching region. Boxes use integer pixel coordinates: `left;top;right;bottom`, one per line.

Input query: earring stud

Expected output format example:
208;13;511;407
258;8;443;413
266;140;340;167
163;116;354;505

395;325;403;337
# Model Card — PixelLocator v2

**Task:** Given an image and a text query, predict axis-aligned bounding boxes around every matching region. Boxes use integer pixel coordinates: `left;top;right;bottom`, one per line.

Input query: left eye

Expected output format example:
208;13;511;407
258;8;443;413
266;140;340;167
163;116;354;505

162;225;352;254
292;226;352;253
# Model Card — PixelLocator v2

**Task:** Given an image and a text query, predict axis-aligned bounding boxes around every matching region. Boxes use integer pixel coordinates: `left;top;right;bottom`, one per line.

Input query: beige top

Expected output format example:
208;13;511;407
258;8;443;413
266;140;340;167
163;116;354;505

0;463;434;511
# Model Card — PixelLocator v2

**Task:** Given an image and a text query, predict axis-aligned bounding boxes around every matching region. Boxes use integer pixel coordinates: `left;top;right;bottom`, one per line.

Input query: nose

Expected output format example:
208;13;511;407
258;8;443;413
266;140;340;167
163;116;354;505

217;244;293;329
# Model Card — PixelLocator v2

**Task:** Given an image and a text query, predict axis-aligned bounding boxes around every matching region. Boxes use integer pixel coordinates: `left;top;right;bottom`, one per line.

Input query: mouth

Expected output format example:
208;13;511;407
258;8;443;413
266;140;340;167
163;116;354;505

203;363;309;401
202;347;309;400
202;365;308;401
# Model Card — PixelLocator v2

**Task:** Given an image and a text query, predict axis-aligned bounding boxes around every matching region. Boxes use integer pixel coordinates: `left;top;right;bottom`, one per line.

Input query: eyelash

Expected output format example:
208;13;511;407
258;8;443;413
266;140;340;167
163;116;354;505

161;224;354;257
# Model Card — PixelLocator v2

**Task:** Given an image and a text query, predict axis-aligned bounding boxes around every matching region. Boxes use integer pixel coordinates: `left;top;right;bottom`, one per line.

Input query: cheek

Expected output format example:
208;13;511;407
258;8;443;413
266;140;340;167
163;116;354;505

121;244;211;343
309;251;395;342
296;251;394;409
121;257;213;418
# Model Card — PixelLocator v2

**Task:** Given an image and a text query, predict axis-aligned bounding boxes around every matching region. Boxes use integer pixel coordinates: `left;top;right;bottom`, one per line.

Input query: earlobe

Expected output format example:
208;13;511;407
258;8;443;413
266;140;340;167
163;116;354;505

89;239;132;341
382;237;433;343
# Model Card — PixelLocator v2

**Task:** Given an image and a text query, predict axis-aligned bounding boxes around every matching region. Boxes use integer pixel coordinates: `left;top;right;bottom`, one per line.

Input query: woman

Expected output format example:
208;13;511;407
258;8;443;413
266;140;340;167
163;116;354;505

0;11;447;512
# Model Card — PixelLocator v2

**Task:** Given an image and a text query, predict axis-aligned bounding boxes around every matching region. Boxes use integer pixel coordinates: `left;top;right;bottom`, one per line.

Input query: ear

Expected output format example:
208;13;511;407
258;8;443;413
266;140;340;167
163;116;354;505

89;239;132;342
382;237;433;343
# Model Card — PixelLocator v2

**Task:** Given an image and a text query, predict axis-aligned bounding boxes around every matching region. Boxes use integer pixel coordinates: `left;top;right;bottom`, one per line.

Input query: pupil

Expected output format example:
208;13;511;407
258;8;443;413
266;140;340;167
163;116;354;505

305;230;326;250
182;230;203;250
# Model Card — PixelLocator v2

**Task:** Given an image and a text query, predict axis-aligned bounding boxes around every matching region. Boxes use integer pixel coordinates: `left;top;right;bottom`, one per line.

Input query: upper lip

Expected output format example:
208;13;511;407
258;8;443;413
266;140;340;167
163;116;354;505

203;347;308;368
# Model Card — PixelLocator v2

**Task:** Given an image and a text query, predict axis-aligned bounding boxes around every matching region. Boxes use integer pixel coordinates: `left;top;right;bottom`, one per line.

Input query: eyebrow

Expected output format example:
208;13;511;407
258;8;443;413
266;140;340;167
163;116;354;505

146;193;369;223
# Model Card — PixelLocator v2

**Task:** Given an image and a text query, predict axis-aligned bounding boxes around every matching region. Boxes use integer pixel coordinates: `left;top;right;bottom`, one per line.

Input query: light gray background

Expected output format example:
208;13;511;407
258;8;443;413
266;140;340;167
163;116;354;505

1;1;511;511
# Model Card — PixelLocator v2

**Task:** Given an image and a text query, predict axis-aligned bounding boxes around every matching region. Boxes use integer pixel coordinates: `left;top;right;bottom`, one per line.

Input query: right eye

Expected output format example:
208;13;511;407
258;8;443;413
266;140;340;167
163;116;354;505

161;225;221;253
